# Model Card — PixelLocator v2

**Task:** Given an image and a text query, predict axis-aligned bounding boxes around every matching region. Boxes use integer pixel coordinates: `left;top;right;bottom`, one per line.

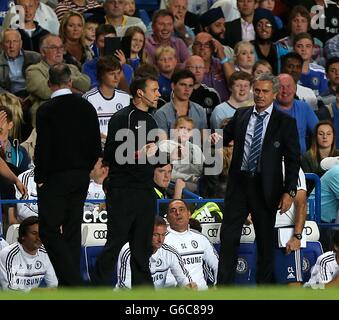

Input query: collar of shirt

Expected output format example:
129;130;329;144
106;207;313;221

253;103;273;116
167;226;189;235
104;15;127;27
51;88;72;99
5;49;23;61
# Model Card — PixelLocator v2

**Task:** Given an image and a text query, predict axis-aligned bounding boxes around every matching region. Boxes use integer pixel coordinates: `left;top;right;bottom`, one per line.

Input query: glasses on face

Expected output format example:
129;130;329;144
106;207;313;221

256;22;272;29
44;45;64;51
187;65;205;71
193;41;212;49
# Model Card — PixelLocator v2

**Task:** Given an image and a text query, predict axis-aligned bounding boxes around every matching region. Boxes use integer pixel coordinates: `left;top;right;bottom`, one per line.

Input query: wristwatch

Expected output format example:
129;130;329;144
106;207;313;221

293;233;302;240
184;32;190;39
287;189;297;198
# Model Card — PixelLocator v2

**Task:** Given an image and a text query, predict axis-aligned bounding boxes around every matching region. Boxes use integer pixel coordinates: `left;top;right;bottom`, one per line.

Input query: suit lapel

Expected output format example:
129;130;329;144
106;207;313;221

237;106;254;153
262;107;279;149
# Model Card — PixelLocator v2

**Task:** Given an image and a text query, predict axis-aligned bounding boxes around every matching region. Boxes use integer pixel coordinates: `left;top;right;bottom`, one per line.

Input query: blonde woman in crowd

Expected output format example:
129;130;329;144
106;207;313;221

59;11;93;70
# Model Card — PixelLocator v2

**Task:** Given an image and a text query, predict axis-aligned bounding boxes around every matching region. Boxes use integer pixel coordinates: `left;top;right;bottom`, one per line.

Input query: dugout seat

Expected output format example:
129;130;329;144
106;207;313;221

6;224;20;244
235;242;257;284
80;223;117;285
274;221;323;283
302;221;323;282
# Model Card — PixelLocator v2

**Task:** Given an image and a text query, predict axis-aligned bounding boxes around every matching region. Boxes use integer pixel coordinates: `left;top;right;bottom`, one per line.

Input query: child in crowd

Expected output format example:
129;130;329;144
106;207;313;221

155;46;178;104
124;26;148;71
169;116;205;193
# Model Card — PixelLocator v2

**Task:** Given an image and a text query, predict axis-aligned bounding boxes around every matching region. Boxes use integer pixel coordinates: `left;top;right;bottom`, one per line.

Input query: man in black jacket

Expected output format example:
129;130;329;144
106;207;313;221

34;63;101;286
211;73;300;284
223;0;257;48
92;75;162;287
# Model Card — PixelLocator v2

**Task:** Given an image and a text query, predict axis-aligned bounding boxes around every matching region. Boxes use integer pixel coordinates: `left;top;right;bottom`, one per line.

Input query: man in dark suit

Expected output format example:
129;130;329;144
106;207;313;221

34;63;102;286
223;0;257;48
211;73;301;284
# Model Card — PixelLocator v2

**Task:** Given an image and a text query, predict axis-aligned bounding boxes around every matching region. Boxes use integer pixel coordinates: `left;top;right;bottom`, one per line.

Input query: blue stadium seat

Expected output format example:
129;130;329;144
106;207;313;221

135;0;159;13
80;245;117;285
235;242;257;284
138;9;151;26
301;241;323;282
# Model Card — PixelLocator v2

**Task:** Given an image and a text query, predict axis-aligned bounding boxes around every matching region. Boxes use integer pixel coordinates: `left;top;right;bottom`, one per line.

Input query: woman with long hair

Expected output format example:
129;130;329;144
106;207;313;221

302;120;339;177
124;26;148;71
59;11;93;70
302;120;339;194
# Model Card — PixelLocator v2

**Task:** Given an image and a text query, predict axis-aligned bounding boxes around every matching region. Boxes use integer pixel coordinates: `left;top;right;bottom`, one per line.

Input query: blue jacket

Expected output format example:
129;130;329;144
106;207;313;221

8;138;31;174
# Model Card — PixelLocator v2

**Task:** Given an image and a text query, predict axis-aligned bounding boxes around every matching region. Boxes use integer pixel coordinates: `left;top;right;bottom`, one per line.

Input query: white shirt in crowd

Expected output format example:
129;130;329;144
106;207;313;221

0;243;58;291
116;242;192;289
83;87;130;137
164;227;219;290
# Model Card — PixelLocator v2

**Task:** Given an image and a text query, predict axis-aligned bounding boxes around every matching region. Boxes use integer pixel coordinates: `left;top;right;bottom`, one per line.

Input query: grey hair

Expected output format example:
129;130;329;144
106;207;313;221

253;73;280;93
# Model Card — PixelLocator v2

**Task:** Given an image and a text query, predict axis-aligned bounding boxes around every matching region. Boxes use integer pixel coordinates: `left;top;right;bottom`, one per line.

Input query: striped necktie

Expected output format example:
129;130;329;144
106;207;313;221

247;112;268;173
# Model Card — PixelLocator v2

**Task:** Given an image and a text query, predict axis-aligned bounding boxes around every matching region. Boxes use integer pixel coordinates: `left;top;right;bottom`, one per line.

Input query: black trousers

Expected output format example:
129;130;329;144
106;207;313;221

92;187;156;287
37;170;90;286
217;172;277;285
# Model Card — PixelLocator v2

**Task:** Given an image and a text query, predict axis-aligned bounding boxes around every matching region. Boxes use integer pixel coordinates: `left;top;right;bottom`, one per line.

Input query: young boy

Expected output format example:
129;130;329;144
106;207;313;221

168;116;204;193
155;46;178;104
17;0;49;53
293;32;328;96
210;71;253;129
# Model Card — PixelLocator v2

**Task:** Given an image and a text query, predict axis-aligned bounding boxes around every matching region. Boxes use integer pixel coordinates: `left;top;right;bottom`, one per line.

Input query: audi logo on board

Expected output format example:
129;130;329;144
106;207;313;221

93;230;107;239
207;228;219;237
241;226;252;236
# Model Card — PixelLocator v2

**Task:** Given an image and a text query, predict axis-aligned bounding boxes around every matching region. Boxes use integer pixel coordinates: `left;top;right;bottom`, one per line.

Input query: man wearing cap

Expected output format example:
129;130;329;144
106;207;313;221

251;7;288;75
199;7;234;61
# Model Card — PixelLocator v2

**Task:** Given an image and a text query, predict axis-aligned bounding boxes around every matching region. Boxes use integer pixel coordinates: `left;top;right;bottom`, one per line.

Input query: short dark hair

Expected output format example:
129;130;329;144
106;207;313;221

130;76;158;97
96;55;121;84
325;56;339;74
293;32;314;47
95;24;116;40
152;9;174;26
281;52;304;70
228;71;253;88
49;63;72;85
0;105;13;122
134;63;160;79
167;199;189;213
18;216;39;244
154;216;167;227
171;69;196;84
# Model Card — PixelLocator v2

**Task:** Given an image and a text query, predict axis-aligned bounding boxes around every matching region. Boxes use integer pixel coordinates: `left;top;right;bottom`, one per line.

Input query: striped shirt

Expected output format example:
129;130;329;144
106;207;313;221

55;0;101;21
164;227;219;290
304;251;339;288
83;87;130;136
0;243;58;291
116;242;192;289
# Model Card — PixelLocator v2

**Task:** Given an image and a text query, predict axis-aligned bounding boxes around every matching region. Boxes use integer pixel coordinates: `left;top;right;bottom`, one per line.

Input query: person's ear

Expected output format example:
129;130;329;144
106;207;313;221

137;89;143;98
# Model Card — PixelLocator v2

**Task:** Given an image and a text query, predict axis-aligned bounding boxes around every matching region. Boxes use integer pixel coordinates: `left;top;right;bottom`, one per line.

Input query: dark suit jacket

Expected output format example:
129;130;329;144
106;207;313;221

224;18;242;49
223;106;301;209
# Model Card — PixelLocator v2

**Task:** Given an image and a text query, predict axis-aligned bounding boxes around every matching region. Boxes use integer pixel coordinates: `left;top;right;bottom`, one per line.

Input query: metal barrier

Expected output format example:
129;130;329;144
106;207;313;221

0;198;105;238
